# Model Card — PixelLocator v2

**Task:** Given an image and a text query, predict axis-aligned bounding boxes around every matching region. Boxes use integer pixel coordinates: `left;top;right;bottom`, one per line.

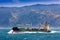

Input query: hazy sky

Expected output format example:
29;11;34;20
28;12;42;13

0;0;60;3
0;0;60;7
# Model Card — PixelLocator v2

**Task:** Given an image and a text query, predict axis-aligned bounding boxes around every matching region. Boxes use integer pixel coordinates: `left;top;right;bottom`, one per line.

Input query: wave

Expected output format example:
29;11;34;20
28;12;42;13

50;31;60;33
8;30;60;34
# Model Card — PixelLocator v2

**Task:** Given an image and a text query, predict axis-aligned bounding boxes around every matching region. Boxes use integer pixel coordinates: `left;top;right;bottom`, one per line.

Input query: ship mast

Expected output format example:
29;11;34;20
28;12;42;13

30;23;32;27
38;23;41;28
44;21;50;31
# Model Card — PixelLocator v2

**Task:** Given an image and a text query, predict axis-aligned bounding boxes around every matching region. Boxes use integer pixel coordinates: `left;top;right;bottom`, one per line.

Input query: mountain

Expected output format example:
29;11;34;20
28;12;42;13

0;4;60;27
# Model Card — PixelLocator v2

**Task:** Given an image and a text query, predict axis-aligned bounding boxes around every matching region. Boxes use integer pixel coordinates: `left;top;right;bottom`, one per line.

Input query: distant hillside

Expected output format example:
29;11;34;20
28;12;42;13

0;4;60;27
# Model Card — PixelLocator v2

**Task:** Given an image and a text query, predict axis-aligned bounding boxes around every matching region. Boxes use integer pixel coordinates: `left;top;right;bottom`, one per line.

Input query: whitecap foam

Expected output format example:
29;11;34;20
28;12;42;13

50;31;57;33
8;30;60;34
8;30;13;34
50;30;60;33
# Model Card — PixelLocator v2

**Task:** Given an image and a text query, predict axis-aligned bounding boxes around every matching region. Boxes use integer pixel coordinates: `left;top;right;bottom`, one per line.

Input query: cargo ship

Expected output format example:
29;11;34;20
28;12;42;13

8;22;51;34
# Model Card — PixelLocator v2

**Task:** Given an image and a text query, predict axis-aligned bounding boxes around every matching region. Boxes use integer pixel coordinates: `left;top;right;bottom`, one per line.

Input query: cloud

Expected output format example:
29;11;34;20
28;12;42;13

0;0;60;7
1;1;60;7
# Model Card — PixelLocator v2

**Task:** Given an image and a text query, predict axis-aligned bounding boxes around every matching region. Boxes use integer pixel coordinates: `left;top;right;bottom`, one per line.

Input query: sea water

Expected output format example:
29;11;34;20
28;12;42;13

0;29;60;40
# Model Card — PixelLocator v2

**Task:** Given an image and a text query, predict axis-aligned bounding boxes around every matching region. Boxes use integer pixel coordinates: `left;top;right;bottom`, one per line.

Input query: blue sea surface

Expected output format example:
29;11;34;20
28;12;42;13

0;29;60;40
